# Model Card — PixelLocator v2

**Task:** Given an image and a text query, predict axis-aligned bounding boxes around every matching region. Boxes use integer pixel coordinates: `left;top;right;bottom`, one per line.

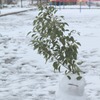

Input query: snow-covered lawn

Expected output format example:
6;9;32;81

0;7;100;100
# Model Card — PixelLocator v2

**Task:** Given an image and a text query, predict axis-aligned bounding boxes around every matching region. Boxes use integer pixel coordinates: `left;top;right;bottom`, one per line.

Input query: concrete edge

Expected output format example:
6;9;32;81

0;8;37;17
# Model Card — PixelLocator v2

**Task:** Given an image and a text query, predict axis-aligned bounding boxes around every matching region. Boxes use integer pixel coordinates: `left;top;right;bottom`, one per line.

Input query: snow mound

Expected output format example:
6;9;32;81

56;74;87;100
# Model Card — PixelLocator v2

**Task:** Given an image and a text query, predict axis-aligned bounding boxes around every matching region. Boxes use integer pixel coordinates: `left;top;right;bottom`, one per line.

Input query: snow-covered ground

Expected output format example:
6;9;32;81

0;7;100;100
0;7;33;15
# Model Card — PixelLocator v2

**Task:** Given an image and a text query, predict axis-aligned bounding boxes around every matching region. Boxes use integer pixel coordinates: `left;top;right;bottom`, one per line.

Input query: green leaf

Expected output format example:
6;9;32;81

67;75;71;80
31;34;36;37
68;65;71;71
54;9;57;14
58;66;61;72
77;61;84;65
33;20;37;25
76;42;81;46
60;16;64;18
27;31;31;35
53;62;58;70
76;76;82;80
60;38;65;45
65;22;69;26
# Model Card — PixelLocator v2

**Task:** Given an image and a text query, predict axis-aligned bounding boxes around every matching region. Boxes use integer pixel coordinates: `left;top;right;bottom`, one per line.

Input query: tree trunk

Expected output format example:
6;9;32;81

32;0;33;4
0;0;2;8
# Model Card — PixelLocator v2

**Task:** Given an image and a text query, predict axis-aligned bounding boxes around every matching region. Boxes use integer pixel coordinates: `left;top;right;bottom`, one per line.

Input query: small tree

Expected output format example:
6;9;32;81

29;6;82;80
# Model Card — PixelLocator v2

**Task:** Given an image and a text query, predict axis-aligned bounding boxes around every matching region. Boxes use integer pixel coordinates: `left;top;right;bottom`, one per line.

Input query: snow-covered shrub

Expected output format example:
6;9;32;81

29;5;81;79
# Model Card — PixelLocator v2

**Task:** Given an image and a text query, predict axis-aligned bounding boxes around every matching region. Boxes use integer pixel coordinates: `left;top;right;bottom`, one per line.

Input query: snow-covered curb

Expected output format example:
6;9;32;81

0;7;37;17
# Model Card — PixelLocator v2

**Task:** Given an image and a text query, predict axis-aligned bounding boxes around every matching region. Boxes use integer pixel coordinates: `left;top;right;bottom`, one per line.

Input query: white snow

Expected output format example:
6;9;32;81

56;74;86;100
0;5;100;100
0;7;32;15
